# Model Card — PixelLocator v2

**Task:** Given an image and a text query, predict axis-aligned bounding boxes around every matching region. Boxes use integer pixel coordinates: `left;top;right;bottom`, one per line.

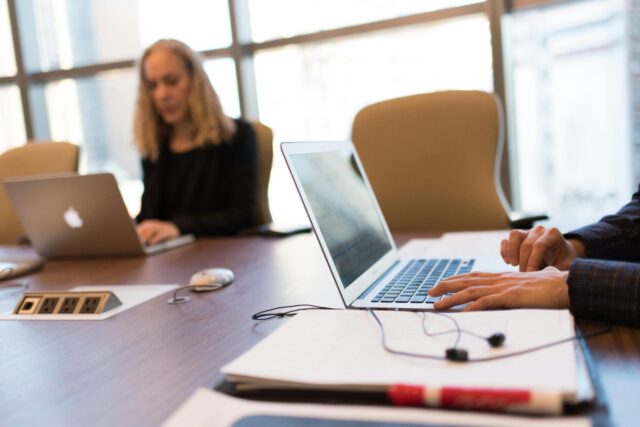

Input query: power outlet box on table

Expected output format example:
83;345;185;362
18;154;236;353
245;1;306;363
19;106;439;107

14;291;122;315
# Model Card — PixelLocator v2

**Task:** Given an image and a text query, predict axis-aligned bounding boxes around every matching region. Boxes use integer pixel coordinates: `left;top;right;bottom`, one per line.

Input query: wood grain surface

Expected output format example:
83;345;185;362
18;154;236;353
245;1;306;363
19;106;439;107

0;234;637;427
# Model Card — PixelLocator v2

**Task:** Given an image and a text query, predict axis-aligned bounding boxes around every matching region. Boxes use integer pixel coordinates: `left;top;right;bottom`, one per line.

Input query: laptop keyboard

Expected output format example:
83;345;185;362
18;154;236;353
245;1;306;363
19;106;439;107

371;258;474;304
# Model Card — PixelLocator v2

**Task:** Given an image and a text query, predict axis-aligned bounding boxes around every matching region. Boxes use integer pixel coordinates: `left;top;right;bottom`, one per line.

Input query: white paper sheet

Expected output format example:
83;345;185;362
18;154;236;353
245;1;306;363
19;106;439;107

0;284;178;320
163;388;590;427
222;309;578;396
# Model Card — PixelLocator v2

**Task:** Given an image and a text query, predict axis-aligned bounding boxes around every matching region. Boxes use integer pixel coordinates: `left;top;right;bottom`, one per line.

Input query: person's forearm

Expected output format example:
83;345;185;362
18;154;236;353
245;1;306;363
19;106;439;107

563;184;640;261
567;259;640;326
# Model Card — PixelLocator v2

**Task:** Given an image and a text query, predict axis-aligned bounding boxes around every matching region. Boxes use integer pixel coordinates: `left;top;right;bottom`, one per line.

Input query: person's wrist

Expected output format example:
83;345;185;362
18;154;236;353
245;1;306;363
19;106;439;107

567;238;586;258
559;271;570;309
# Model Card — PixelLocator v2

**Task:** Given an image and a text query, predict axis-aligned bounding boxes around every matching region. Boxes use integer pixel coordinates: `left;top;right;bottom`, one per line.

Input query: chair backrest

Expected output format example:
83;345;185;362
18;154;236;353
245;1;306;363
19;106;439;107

0;141;79;244
351;91;510;232
251;122;273;225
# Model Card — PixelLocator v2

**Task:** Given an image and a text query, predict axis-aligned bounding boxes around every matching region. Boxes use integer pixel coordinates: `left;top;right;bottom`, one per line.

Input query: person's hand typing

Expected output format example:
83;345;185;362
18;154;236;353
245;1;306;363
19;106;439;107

501;225;586;272
137;220;180;245
428;267;570;311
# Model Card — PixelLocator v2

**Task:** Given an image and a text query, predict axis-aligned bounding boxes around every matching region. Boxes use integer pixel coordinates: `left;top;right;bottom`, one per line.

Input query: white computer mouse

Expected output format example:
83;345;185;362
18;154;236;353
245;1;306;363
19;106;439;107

189;268;235;292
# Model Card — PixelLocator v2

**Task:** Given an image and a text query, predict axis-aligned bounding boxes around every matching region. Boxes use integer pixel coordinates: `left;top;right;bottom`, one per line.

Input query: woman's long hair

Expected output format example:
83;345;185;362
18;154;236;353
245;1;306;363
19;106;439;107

134;39;236;160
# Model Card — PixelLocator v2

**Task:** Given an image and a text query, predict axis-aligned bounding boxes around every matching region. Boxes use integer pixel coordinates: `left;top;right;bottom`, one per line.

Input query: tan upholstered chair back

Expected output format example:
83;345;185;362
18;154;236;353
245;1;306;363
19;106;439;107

351;91;510;233
0;141;79;244
251;122;273;225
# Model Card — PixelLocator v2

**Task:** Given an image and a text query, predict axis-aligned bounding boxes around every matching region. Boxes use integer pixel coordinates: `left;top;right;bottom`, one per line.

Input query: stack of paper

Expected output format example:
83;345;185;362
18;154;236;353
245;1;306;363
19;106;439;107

222;309;580;399
163;388;591;427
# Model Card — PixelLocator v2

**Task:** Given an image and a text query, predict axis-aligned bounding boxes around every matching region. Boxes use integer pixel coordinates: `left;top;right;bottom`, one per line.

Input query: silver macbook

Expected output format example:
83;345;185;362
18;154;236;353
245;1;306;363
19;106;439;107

282;141;504;310
4;173;194;258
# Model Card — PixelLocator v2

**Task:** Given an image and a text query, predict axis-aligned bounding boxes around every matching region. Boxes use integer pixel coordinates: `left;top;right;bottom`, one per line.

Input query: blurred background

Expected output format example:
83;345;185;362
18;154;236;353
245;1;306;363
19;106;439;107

1;0;637;230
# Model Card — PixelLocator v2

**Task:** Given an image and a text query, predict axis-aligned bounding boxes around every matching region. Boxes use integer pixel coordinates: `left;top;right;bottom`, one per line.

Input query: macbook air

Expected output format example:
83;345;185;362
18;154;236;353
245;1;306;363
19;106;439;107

4;173;194;258
281;141;506;310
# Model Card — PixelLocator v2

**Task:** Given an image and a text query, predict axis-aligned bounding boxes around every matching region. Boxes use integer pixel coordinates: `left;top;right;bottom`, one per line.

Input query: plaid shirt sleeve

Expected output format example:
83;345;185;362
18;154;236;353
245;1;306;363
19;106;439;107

564;184;640;262
568;258;640;326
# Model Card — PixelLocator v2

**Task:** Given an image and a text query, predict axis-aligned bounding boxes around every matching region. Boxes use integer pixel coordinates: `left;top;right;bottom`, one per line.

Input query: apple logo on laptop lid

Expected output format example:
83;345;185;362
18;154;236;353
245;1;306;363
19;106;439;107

64;207;83;229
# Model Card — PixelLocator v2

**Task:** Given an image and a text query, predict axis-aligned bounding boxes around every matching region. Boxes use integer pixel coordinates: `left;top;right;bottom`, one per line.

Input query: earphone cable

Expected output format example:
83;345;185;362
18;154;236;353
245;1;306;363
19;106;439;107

249;304;611;363
370;309;451;361
251;304;337;320
421;312;499;344
167;284;226;304
370;309;610;363
422;312;464;348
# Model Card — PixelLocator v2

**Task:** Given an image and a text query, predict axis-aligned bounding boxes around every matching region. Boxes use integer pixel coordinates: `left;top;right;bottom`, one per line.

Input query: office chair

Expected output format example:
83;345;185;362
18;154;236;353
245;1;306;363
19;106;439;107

244;122;311;237
251;121;273;225
351;91;546;233
0;141;79;244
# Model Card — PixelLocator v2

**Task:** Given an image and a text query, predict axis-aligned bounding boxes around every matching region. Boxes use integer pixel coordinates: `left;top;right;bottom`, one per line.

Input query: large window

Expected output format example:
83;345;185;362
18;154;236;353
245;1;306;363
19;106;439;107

2;0;638;228
508;0;633;229
255;15;492;223
0;0;16;76
0;85;26;152
248;0;480;42
15;0;231;72
255;16;492;141
30;71;139;175
0;0;23;152
203;58;241;119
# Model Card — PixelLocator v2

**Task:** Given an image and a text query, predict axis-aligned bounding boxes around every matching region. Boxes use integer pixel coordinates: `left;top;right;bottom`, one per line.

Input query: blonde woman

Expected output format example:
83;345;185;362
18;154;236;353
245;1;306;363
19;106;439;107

134;39;257;244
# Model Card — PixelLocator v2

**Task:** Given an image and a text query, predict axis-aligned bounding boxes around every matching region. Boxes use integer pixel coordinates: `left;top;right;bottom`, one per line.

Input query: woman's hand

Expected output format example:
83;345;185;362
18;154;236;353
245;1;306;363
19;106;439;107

428;267;570;311
137;220;180;245
501;226;585;272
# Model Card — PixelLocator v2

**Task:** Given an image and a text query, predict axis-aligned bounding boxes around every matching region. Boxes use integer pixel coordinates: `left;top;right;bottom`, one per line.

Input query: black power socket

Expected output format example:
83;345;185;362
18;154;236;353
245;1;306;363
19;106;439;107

80;297;101;314
60;297;79;314
38;297;59;314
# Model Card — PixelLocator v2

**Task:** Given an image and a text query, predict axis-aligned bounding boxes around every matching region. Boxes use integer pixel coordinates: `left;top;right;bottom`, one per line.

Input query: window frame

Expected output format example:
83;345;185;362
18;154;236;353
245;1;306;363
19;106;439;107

3;0;585;209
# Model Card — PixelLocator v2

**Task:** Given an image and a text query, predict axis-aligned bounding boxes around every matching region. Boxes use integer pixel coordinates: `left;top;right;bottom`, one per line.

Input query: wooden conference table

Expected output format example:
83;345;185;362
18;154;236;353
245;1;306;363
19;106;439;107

1;234;639;427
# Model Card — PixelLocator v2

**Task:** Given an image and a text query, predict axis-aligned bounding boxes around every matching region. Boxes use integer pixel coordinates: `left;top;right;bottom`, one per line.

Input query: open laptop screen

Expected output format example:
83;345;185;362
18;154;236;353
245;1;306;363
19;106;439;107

290;150;392;287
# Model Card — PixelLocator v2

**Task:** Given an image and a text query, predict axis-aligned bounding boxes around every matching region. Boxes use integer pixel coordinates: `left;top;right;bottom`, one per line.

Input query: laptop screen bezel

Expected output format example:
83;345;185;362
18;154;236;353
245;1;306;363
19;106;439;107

281;141;400;307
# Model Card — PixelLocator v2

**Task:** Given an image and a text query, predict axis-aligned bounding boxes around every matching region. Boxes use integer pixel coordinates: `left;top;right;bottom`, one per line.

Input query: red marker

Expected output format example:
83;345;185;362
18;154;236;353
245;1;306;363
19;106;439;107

388;384;563;415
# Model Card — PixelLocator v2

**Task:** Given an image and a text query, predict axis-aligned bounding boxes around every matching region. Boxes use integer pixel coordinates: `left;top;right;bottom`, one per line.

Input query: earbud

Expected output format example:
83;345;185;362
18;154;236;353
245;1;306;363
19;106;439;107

445;348;469;362
444;332;505;362
487;332;505;348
